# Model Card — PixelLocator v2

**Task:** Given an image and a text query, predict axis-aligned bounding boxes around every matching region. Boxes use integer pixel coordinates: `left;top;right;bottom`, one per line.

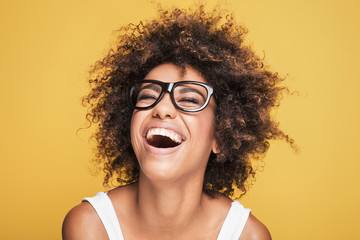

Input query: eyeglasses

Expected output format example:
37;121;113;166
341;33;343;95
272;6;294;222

128;80;214;112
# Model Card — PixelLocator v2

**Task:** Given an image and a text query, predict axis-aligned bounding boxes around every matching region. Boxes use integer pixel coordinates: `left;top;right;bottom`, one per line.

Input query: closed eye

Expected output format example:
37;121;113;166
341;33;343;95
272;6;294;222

137;94;157;101
177;97;200;104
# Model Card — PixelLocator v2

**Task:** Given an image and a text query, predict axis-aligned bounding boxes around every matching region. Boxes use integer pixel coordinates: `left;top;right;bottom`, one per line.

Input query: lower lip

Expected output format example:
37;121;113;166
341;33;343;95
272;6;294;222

143;137;182;155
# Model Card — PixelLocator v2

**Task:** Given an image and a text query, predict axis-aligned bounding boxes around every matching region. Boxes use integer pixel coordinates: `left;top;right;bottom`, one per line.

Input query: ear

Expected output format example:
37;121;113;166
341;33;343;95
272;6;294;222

211;139;220;154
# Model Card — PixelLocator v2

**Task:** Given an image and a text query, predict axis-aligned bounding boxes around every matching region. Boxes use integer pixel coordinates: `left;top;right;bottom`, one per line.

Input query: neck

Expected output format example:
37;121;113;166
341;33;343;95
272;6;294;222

135;172;209;230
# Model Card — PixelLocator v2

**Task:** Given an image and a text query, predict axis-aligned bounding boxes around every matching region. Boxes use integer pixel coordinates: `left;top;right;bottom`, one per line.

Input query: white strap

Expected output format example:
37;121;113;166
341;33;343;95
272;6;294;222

83;192;124;240
83;193;248;240
217;201;251;240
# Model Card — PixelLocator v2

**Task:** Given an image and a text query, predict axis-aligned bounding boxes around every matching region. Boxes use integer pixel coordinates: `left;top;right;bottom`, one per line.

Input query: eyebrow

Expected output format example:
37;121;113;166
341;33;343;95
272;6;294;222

140;84;161;92
178;87;206;100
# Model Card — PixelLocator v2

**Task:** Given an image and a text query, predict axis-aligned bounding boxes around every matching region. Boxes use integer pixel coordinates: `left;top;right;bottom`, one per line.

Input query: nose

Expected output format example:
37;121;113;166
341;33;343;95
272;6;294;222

152;92;177;119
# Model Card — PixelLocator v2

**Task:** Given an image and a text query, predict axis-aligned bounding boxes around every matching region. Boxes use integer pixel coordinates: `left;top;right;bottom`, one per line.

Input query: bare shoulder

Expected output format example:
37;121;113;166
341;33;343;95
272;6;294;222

62;201;107;240
239;213;272;240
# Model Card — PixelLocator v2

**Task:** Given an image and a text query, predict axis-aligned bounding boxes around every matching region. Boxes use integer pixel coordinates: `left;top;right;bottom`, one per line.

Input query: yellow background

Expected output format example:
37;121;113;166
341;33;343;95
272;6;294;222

1;0;359;239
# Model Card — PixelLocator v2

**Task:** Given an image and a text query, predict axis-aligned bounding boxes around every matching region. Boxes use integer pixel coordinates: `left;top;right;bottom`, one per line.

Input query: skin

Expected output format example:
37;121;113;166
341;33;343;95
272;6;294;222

62;63;271;240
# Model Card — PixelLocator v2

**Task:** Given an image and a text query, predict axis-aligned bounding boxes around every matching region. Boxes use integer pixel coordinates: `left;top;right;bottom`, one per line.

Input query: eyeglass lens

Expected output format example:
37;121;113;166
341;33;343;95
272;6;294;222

130;82;208;110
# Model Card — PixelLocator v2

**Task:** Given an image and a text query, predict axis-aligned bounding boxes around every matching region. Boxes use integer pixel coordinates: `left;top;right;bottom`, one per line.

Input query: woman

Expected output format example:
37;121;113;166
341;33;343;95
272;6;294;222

63;6;291;240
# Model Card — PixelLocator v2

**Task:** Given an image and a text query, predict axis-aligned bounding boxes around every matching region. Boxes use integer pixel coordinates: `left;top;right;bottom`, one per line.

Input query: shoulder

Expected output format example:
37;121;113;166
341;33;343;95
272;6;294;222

62;201;108;240
239;213;272;240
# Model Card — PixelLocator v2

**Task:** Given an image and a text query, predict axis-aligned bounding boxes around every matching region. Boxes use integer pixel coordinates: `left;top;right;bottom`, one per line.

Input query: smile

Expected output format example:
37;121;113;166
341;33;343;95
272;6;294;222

146;128;183;148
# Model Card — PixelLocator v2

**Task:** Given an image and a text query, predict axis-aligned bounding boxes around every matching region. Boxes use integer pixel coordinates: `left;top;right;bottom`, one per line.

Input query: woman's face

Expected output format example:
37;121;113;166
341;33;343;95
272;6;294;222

130;63;218;182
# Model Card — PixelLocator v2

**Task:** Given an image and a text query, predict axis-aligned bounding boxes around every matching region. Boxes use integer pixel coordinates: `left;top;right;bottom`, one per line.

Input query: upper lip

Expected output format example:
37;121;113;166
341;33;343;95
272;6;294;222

143;122;186;141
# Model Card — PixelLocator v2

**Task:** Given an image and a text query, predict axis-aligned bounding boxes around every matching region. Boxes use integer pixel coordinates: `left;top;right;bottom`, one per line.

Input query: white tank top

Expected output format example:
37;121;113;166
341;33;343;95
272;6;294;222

83;192;251;240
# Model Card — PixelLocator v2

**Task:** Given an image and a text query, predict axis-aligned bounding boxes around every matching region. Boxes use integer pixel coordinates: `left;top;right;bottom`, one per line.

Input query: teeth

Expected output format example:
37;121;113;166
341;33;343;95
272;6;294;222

146;128;182;144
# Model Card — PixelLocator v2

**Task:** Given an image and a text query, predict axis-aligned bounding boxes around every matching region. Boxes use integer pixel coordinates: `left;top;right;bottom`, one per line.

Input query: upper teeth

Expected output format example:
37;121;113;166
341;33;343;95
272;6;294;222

146;128;182;144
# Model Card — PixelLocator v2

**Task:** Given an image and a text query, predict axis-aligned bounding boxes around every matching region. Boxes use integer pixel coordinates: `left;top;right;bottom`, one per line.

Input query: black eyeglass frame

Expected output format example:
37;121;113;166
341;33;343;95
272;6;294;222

128;79;214;112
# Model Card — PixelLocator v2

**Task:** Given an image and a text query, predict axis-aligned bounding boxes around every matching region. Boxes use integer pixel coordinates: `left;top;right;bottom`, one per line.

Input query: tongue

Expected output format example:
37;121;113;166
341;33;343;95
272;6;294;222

147;135;179;148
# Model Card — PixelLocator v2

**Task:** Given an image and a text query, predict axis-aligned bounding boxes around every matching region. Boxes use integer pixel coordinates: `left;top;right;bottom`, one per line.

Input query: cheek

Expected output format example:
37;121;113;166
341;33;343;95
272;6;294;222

130;111;142;145
130;111;147;162
189;111;215;140
130;113;136;139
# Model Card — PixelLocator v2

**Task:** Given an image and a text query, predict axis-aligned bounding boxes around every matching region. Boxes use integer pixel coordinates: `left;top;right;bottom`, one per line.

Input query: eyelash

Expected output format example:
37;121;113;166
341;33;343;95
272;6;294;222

178;97;200;104
138;94;157;101
138;94;201;105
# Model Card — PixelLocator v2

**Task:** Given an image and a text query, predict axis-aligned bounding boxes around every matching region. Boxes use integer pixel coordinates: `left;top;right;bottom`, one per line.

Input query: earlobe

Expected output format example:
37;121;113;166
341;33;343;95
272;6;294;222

211;140;220;154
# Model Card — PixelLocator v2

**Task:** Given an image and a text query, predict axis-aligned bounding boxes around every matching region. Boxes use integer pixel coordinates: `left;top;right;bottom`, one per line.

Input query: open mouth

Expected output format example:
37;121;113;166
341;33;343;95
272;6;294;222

146;128;183;148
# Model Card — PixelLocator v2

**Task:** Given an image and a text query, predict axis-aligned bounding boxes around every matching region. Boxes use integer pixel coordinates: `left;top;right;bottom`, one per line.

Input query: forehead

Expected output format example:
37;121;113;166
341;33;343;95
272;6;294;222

144;63;207;84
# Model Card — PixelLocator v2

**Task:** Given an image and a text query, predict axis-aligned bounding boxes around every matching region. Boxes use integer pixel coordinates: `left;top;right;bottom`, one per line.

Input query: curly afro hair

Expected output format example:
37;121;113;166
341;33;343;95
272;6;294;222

83;5;293;199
